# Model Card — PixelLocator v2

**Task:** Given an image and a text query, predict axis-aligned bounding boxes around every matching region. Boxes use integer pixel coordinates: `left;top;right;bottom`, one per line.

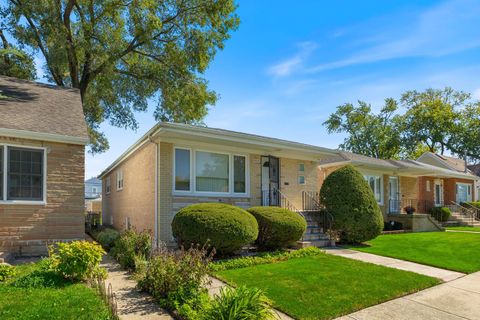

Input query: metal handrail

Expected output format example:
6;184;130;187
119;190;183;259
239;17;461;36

301;191;334;239
451;201;476;224
460;202;480;221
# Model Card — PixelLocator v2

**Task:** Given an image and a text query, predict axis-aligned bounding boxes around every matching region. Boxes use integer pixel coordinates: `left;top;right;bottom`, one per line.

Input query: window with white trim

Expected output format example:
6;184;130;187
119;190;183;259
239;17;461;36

365;175;382;204
174;147;247;195
298;163;305;172
0;146;45;202
116;169;123;191
298;175;305;185
105;176;111;194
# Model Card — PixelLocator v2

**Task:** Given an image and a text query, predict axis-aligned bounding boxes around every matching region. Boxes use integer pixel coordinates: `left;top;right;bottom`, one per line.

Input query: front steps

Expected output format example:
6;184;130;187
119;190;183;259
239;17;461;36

297;211;335;248
443;211;480;227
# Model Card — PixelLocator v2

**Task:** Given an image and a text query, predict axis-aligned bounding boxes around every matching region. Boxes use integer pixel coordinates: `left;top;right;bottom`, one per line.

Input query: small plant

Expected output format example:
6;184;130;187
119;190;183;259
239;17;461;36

49;240;106;281
429;206;451;222
137;245;214;311
111;229;152;270
94;228;120;249
404;206;416;214
204;286;275;320
211;247;323;272
0;263;16;282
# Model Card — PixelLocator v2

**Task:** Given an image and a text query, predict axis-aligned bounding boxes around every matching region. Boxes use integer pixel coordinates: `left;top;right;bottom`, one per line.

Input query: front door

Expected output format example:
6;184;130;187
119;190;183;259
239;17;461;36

388;177;400;213
434;180;443;206
261;156;280;206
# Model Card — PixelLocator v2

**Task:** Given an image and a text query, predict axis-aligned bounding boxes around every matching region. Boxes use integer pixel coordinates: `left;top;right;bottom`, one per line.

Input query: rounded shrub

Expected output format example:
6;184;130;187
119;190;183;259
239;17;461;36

172;203;258;254
95;228;120;249
429;206;451;222
247;206;306;249
320;165;383;243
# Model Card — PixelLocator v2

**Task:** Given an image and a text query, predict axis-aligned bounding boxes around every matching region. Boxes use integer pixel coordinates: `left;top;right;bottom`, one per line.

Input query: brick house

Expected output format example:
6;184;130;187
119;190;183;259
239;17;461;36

100;123;479;246
0;76;89;256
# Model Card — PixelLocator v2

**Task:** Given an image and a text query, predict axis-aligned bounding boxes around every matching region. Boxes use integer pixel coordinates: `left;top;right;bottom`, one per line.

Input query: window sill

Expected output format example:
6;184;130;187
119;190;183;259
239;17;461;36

0;200;46;205
172;191;250;198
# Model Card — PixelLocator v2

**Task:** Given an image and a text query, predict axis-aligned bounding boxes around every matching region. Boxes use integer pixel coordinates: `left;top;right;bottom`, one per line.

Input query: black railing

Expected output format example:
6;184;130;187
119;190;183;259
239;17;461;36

388;199;445;215
301;191;334;239
460;202;480;221
302;191;321;211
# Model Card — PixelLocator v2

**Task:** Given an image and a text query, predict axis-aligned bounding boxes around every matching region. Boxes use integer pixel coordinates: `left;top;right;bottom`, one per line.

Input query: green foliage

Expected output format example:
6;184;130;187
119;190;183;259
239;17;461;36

111;229;152;270
203;286;275;320
320;165;383;243
137;245;213;312
172;203;259;255
323;99;403;159
210;247;323;272
247;206;306;249
94;228;120;250
49;241;106;281
11;259;68;289
2;0;239;153
465;201;480;209
429;207;451;222
0;264;16;282
324;88;480;161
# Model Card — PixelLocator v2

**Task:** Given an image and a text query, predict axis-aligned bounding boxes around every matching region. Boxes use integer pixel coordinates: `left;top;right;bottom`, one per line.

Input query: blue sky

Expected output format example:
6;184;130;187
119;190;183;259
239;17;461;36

39;0;480;178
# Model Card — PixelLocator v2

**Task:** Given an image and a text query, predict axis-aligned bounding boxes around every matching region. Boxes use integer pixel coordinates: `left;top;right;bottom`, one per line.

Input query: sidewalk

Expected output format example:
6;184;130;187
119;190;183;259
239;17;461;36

324;248;464;282
336;271;480;320
101;255;173;320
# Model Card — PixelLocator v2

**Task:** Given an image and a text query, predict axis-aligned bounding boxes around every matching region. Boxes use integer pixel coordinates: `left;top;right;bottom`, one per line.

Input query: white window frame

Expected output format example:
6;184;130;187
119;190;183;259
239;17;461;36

116;169;123;191
364;175;383;205
0;143;47;205
434;180;443;206
426;180;431;192
298;163;305;172
456;182;472;203
172;146;249;197
298;175;305;185
105;176;111;194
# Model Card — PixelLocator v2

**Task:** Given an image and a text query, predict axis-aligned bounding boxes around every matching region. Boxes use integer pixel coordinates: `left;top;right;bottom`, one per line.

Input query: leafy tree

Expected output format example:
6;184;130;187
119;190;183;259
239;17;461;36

400;87;468;155
323;98;402;159
0;29;36;80
449;102;480;161
1;0;239;153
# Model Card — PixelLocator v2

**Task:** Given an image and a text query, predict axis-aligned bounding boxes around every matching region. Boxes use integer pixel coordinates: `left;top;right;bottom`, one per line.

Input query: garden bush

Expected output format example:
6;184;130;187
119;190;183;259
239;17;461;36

94;228;120;249
210;247;323;272
111;229;152;270
0;263;16;282
429;206;451;222
49;241;106;281
320;165;383;243
137;245;213;312
247;206;306;249
203;286;275;320
172;203;258;254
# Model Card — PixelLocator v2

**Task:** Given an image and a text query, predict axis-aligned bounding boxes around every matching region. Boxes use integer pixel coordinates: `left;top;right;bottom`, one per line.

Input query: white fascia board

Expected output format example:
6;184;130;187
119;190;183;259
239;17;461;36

0;128;88;145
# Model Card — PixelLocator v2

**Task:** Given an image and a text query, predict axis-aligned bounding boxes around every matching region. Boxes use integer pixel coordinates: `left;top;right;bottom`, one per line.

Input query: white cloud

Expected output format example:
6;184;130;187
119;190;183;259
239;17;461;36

306;0;480;73
268;41;317;77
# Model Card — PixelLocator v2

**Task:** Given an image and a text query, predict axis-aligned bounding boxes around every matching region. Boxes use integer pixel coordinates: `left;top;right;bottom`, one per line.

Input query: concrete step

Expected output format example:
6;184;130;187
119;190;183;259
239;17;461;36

296;239;333;248
305;226;323;234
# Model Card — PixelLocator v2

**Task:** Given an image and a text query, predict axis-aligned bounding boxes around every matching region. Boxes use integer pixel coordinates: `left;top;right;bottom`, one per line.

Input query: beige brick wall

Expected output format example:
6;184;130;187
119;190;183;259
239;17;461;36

102;142;156;237
280;158;320;209
158;142;174;244
0;136;85;254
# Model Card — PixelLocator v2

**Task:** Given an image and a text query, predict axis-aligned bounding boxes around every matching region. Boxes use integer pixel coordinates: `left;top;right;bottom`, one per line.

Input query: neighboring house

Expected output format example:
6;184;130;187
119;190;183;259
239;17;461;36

467;163;480;201
99;122;339;246
0;76;89;256
85;177;102;199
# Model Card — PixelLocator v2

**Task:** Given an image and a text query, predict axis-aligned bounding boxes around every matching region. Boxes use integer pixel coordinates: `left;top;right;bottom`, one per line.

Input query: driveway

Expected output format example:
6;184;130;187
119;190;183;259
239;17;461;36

336;271;480;320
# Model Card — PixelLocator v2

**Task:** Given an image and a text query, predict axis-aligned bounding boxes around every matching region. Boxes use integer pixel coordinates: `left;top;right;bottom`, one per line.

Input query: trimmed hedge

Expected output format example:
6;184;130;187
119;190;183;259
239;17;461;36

247;206;306;249
172;203;258;254
429;206;451;222
320;165;383;243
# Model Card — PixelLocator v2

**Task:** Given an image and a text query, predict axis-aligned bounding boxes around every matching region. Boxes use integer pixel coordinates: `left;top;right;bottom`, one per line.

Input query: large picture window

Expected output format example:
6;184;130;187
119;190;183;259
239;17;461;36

365;175;382;204
7;147;44;201
173;147;248;195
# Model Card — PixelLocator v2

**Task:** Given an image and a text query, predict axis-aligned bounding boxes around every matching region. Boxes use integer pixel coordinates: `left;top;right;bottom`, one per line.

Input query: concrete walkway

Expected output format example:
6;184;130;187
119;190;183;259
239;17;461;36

207;276;294;320
325;248;465;282
336;271;480;320
101;255;173;320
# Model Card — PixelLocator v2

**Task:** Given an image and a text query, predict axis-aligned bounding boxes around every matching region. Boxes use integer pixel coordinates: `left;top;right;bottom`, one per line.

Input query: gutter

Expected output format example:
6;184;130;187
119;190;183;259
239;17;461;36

0;128;89;145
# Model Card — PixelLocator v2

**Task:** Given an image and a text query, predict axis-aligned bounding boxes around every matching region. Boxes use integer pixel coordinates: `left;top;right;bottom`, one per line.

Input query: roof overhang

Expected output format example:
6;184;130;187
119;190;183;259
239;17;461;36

0;127;89;145
99;122;339;179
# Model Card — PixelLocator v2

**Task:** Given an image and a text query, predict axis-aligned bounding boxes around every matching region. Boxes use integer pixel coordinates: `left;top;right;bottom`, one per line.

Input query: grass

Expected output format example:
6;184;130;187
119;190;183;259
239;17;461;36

446;226;480;232
348;231;480;273
0;261;112;320
215;254;439;320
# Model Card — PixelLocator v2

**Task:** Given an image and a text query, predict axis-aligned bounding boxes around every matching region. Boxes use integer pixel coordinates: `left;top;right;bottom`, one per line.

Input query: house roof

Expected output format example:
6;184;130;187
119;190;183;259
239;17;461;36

0;76;89;145
99;122;339;178
468;164;480;177
85;177;102;184
319;151;478;180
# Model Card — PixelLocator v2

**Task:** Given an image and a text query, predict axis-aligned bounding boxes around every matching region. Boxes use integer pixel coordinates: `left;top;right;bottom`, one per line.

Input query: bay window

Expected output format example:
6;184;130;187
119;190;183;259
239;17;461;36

365;175;382;204
174;147;248;195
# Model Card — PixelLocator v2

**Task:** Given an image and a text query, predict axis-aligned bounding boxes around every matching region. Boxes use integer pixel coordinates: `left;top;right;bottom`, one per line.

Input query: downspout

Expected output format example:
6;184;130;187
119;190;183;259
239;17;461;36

149;135;159;248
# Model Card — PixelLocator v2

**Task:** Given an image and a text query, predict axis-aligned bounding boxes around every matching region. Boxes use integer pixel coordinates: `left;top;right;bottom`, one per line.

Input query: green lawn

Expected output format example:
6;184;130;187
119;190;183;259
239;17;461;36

349;231;480;273
0;262;112;320
446;226;480;232
216;254;439;320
